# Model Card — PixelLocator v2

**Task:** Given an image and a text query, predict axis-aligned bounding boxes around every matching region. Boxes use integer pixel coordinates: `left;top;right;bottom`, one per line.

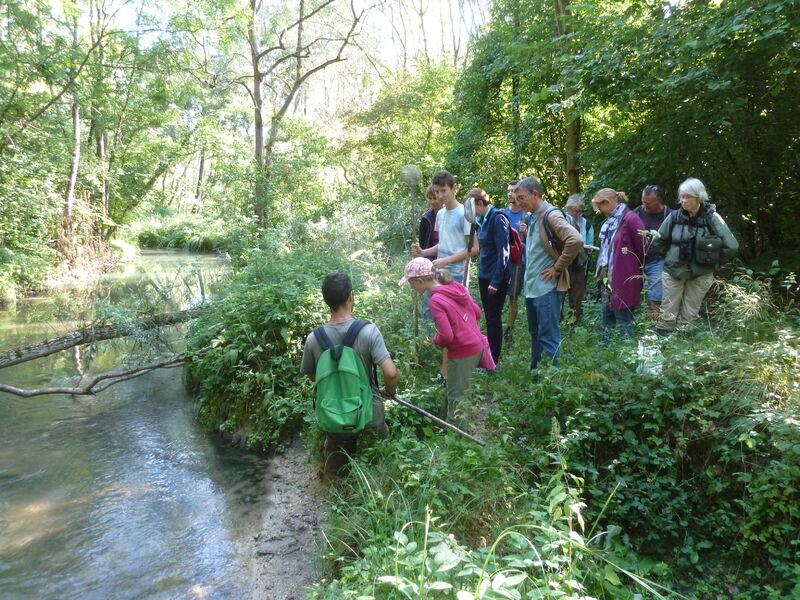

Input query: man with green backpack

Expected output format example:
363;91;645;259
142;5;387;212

300;272;398;478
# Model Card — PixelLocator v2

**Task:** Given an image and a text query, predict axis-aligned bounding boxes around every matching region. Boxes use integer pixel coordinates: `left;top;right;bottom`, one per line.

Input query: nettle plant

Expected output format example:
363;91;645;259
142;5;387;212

375;453;674;600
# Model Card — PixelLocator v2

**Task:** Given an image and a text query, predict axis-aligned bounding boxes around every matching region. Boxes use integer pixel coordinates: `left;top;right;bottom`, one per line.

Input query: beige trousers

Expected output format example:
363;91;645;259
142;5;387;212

658;271;714;332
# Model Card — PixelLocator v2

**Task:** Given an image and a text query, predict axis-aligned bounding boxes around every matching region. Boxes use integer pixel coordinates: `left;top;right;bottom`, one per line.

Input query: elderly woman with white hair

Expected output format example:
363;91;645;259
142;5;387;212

651;178;739;334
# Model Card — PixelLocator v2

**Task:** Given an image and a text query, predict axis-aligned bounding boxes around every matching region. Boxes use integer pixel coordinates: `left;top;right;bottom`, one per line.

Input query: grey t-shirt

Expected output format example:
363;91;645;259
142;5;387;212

300;319;390;392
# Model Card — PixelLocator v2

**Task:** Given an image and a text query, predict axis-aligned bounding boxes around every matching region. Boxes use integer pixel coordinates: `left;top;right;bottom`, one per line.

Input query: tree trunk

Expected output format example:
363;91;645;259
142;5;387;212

553;0;581;194
97;131;109;219
194;150;205;201
60;10;81;256
249;0;266;222
509;0;522;177
61;95;80;251
0;307;205;371
293;0;305;112
418;0;430;64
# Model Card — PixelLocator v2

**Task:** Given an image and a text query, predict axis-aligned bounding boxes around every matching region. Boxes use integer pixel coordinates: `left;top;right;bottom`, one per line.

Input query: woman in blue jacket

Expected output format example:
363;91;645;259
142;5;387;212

469;188;511;363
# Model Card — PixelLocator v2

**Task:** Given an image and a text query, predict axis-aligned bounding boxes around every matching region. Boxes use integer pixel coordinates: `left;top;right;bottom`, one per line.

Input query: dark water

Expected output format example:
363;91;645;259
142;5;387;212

0;251;271;600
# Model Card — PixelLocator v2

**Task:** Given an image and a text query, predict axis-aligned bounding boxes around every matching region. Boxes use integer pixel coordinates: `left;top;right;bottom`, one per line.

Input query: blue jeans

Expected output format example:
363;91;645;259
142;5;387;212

525;289;564;370
643;258;665;302
601;304;634;343
421;289;432;322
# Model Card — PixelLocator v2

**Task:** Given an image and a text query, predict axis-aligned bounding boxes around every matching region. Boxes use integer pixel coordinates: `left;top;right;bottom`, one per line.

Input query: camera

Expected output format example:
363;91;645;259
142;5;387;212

678;236;695;262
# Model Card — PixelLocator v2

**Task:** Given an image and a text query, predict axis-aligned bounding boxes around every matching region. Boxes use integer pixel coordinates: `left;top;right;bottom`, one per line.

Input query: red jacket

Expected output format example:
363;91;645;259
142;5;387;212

430;282;484;358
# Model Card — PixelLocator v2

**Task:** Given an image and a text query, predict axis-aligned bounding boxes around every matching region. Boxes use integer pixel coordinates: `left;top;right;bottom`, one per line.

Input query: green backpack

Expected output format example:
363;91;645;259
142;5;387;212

312;320;373;434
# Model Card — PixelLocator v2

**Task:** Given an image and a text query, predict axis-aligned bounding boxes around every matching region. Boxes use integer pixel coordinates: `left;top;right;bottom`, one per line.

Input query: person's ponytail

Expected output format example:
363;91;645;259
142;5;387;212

435;269;453;284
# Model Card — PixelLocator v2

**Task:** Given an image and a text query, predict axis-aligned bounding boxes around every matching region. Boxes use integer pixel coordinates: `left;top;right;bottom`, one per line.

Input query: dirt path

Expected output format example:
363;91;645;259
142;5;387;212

251;438;327;600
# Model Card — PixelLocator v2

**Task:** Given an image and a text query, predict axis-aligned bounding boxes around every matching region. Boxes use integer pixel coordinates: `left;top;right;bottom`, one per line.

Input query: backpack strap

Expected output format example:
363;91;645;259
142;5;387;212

542;206;565;248
313;325;334;352
342;319;376;387
342;319;369;348
703;209;721;237
314;320;369;362
667;208;680;240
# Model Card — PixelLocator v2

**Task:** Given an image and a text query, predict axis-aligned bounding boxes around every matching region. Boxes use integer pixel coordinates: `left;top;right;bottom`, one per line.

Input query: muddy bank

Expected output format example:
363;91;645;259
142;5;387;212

252;439;327;600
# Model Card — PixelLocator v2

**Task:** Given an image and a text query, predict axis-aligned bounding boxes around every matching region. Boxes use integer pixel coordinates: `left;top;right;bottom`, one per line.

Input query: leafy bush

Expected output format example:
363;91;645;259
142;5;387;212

312;429;672;600
186;208;391;449
134;213;240;252
492;282;800;597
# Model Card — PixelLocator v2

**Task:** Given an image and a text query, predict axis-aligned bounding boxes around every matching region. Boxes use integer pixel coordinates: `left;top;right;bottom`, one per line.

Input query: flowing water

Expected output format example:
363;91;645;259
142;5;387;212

0;251;272;600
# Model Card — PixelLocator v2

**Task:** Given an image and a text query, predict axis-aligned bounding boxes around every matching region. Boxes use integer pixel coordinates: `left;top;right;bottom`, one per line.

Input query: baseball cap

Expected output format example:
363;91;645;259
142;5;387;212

398;257;435;286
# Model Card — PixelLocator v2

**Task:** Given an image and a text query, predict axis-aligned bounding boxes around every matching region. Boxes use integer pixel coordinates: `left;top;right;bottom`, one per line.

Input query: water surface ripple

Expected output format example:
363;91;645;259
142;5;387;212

0;251;270;600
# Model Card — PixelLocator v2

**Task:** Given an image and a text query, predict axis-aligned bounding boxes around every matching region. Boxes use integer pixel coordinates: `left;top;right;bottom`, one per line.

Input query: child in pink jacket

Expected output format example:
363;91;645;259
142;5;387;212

400;258;487;424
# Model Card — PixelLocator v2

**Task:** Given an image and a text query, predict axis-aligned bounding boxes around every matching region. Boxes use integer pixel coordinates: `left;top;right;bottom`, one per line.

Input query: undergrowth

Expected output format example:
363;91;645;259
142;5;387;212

185;219;799;598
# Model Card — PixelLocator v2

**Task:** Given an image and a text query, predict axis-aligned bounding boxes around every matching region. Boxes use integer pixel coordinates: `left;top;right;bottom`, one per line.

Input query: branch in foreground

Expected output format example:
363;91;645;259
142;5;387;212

0;307;206;370
0;355;187;398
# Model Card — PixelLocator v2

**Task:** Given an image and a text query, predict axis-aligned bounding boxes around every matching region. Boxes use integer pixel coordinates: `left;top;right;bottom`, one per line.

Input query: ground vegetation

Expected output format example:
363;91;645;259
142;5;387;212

3;0;800;597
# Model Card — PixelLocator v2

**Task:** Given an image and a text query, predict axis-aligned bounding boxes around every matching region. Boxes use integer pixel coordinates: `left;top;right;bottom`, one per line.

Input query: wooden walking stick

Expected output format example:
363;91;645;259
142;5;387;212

391;394;486;447
463;195;477;289
400;166;422;338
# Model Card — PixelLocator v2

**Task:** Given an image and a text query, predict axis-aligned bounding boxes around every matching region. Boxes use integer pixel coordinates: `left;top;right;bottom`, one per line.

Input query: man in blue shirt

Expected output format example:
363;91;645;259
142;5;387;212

504;180;528;344
513;178;583;373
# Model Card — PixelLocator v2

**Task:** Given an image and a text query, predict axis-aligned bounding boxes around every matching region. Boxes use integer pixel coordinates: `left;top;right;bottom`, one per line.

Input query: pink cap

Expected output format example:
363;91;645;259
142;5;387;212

398;257;435;286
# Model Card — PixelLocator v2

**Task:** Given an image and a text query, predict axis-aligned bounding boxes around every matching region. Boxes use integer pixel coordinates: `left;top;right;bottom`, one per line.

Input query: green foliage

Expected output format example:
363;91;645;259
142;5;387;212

450;0;800;255
187;248;328;448
133;210;244;252
312;428;673;600
448;0;568;198
0;1;209;297
491;284;800;597
335;62;457;251
185;206;391;448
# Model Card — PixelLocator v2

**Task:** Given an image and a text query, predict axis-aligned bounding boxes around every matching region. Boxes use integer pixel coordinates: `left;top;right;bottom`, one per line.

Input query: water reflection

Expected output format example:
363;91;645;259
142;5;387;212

0;251;271;600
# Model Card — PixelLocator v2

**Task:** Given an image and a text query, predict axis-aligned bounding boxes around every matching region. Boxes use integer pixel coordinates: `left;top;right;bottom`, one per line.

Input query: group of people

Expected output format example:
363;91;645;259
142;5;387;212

301;170;739;476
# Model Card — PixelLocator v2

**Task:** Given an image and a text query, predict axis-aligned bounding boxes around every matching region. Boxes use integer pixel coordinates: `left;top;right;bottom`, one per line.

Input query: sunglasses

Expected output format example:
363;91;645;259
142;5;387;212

644;184;662;194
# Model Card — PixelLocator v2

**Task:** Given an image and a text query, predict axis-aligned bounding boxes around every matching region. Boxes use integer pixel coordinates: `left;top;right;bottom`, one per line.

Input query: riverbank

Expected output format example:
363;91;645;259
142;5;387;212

252;438;327;600
0;239;137;306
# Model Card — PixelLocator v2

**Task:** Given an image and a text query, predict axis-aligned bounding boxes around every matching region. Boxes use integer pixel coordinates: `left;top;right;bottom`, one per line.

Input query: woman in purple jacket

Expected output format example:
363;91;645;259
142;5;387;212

591;188;646;342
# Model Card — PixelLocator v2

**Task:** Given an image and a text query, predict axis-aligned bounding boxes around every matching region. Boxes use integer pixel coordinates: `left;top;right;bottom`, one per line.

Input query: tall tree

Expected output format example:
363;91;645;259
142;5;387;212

245;0;367;223
552;0;580;193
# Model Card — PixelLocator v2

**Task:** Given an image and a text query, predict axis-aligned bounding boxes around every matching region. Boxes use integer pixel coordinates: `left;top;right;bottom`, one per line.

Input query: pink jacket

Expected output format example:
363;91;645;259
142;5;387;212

430;282;484;358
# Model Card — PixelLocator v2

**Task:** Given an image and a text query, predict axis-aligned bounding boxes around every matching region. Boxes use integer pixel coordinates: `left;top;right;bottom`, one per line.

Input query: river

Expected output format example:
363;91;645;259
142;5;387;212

0;251;273;600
